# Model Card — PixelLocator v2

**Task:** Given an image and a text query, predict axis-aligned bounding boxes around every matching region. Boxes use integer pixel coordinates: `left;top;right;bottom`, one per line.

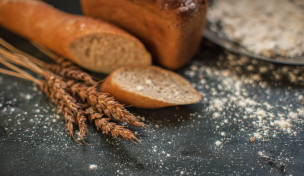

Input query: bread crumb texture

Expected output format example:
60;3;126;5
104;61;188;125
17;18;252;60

112;66;201;104
69;33;151;73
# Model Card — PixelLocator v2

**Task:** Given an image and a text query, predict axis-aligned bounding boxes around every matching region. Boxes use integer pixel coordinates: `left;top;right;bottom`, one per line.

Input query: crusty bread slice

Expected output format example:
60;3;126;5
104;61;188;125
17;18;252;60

100;66;202;108
0;0;151;73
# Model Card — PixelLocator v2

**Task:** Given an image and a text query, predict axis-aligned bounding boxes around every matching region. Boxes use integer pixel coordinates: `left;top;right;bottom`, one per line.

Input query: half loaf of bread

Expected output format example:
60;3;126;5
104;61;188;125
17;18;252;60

100;66;202;108
81;0;208;70
0;0;151;73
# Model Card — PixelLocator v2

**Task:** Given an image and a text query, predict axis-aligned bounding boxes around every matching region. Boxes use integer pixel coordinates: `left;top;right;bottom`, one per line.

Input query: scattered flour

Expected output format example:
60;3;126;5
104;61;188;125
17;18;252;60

215;140;222;146
185;51;304;143
89;164;98;170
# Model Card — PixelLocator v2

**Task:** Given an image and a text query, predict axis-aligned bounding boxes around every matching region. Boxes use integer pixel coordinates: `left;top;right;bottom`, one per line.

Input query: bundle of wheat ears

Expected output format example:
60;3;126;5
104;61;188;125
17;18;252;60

0;38;145;143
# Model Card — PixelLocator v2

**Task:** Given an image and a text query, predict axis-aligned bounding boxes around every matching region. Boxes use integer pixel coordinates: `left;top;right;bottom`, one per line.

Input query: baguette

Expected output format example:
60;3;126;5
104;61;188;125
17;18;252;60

0;0;151;73
81;0;208;70
100;66;202;108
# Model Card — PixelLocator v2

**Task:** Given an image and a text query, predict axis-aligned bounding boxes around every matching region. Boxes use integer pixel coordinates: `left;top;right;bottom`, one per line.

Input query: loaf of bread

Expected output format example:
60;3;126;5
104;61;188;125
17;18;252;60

100;66;202;108
0;0;151;73
81;0;208;70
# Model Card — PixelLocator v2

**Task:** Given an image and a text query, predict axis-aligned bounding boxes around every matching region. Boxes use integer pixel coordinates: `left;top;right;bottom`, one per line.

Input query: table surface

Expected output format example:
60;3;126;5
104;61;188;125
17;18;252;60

0;1;304;175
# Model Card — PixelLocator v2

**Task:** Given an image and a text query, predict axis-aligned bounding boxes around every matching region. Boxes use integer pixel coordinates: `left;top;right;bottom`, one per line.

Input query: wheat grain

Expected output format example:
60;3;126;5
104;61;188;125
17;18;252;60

68;82;145;127
84;106;138;141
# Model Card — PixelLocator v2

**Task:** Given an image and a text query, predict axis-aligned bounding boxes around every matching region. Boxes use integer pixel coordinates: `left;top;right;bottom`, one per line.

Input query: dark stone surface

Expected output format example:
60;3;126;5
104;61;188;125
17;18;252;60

0;1;303;175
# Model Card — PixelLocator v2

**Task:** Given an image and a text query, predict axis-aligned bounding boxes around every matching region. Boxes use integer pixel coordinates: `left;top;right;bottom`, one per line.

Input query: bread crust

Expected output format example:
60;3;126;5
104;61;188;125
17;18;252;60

100;66;202;109
81;0;208;69
0;0;151;73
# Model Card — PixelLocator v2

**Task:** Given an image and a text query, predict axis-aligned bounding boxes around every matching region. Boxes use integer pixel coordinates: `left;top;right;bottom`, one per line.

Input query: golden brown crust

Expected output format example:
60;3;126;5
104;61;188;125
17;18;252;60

0;0;151;73
81;0;208;70
123;0;207;19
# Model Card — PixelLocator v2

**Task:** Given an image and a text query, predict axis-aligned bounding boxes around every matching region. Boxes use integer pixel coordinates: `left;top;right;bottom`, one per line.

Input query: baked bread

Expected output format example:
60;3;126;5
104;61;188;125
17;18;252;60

0;0;151;73
81;0;208;70
100;66;202;108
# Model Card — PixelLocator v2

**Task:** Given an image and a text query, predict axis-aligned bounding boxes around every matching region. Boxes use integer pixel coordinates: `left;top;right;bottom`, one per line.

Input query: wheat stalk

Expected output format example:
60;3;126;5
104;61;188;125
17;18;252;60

41;74;89;141
68;82;145;127
0;48;89;141
31;42;98;85
0;38;98;85
0;39;145;142
84;106;138;141
46;63;98;85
